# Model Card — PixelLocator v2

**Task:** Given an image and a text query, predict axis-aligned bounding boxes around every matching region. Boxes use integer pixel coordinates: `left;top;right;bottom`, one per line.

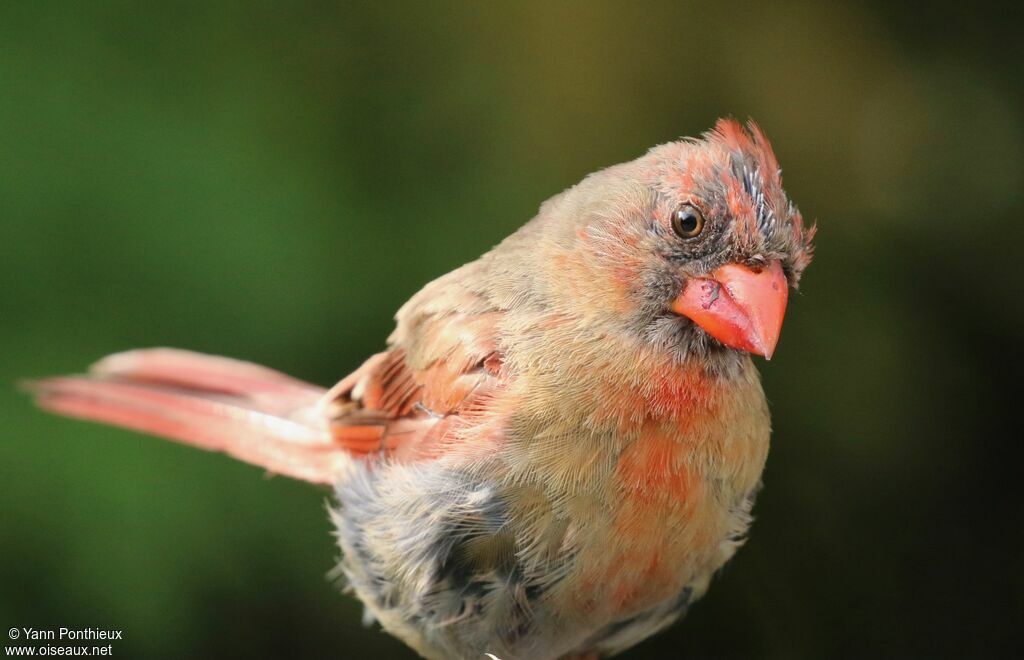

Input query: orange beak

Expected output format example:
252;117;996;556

671;260;789;359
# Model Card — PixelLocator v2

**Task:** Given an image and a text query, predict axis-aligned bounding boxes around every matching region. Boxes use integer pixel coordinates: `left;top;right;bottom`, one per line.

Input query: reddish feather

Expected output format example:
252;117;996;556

325;340;499;459
26;350;349;484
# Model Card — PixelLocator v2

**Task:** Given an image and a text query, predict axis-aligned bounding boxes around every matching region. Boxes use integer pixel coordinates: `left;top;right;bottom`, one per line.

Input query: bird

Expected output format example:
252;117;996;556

26;118;814;659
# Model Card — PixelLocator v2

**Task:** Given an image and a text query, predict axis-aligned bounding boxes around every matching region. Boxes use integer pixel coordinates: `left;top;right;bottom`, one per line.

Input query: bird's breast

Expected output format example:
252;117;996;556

532;359;772;623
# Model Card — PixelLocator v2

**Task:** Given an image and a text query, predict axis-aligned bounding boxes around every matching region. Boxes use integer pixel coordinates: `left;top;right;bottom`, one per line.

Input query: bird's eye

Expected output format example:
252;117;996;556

671;205;705;239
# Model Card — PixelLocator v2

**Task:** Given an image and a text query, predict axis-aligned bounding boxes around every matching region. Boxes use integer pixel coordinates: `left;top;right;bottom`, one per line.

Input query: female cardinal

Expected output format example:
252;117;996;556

28;119;813;659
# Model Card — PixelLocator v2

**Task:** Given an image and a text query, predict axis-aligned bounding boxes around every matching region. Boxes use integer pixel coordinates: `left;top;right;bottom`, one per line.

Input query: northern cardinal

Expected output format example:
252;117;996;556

27;119;813;659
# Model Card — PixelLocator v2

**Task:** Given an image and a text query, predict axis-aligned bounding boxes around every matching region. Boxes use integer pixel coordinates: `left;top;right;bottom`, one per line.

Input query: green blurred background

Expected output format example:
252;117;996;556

2;2;1021;658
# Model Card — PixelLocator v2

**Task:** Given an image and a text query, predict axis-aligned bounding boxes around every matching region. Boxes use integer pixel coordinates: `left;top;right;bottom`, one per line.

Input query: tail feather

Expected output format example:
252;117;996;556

26;349;351;484
92;348;324;407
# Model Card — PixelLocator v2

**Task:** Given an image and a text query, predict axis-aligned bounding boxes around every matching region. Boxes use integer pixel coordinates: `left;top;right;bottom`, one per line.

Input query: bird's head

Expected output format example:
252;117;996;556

540;119;814;367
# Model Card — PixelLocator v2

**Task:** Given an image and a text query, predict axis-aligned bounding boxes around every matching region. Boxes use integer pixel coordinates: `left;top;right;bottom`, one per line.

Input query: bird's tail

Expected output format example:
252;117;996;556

24;348;350;484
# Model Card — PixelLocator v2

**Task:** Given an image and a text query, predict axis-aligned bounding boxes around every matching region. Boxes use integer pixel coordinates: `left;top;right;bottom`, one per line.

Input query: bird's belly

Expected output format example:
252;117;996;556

567;477;742;616
557;412;769;640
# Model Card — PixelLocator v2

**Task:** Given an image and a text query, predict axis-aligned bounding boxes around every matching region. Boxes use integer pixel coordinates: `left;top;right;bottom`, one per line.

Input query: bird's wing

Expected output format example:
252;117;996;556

323;266;505;461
